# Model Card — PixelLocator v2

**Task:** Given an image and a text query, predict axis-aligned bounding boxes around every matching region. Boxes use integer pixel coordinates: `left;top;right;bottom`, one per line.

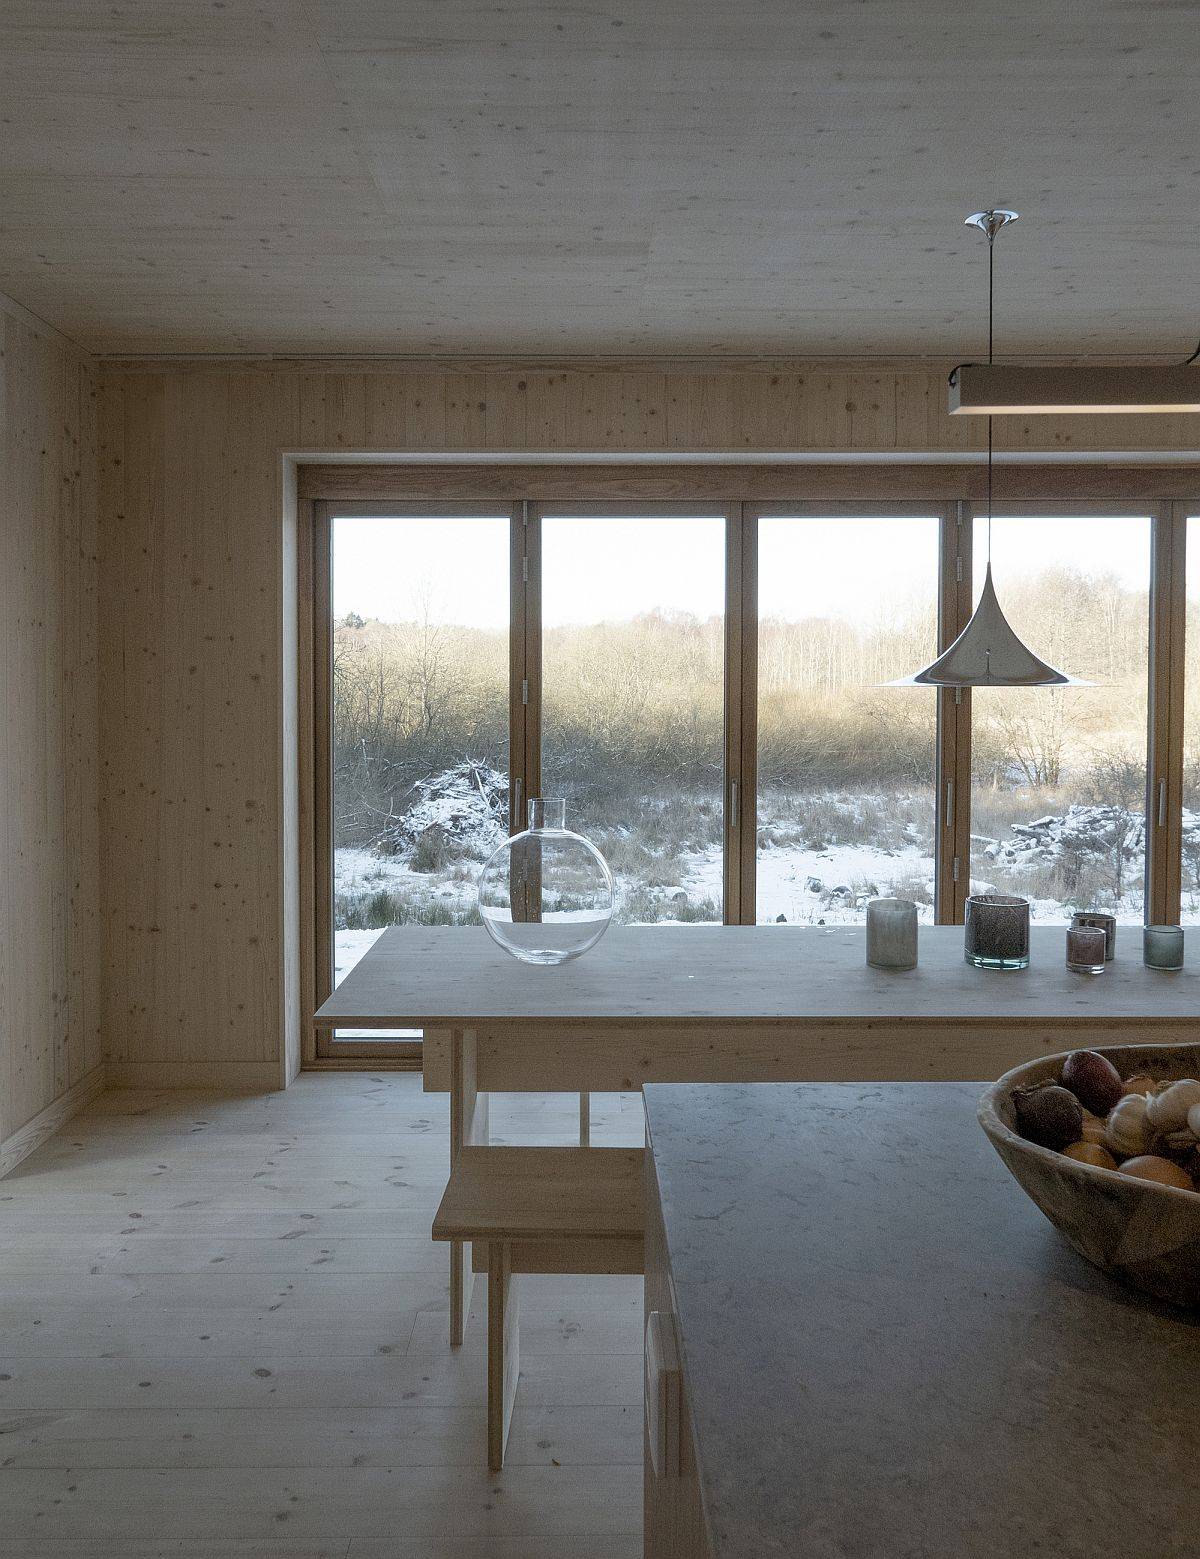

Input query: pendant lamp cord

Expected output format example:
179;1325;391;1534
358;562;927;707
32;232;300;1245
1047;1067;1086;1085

987;223;995;367
986;224;995;562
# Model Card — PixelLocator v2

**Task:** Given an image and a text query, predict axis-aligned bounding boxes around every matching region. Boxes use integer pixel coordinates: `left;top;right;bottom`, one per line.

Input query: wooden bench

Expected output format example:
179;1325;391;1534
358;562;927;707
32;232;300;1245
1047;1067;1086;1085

432;1144;644;1470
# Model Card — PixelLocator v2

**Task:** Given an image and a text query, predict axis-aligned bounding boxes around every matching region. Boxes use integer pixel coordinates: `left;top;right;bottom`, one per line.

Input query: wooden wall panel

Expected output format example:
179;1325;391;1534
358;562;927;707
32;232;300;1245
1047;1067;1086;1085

0;304;100;1155
98;371;301;1077
95;360;1200;1081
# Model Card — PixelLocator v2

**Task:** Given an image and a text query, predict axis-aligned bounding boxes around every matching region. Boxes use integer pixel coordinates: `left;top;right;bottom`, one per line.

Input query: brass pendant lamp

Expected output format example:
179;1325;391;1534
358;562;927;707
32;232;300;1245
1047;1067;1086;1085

893;209;1088;688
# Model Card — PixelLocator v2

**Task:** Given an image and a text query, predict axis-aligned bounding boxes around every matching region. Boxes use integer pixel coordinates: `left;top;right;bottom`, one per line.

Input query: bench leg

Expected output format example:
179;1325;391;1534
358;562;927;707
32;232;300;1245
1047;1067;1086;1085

450;1242;471;1349
578;1090;590;1146
487;1241;520;1472
450;1028;488;1348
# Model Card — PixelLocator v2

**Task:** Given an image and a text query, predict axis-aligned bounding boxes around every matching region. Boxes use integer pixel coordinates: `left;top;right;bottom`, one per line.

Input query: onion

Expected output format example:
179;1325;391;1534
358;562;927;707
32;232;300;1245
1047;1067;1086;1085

1013;1083;1084;1151
1061;1050;1123;1115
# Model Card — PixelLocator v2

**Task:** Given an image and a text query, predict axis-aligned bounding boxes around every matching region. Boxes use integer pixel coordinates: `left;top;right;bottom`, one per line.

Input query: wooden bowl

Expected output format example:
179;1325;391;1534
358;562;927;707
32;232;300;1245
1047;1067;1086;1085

979;1043;1200;1308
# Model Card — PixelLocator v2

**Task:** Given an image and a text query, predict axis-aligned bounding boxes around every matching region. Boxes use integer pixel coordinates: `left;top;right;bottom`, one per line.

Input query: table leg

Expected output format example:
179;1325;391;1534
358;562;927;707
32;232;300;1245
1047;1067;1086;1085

579;1090;591;1146
487;1240;519;1472
449;1026;488;1347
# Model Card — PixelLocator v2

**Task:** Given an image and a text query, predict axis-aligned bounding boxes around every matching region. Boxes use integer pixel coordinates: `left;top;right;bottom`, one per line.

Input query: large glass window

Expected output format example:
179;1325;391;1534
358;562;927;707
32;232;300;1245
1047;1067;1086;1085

1183;515;1200;922
970;513;1151;923
315;484;1189;1033
330;512;510;999
755;515;940;923
540;512;726;924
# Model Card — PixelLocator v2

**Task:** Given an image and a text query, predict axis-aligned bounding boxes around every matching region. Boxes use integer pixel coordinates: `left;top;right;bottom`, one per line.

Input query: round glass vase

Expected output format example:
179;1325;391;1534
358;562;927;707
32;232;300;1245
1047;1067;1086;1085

478;798;614;966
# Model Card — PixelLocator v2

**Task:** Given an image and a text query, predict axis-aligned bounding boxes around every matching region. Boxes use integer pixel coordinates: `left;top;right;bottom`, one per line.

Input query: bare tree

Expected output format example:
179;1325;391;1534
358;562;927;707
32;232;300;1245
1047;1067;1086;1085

1076;748;1146;907
981;688;1083;789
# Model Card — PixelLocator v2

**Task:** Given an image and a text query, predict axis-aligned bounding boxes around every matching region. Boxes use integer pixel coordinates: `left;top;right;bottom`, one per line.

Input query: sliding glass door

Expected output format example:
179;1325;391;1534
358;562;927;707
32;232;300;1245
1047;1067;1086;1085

540;508;727;923
319;504;512;1050
754;509;941;924
969;508;1152;923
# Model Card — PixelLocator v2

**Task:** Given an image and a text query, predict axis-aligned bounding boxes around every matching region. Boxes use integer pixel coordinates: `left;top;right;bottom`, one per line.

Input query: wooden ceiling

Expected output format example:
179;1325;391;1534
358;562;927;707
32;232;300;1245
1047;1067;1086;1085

1;0;1198;357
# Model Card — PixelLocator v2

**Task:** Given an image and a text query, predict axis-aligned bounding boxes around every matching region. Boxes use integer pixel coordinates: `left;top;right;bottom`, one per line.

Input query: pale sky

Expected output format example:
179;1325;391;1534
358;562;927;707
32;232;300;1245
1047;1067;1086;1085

980;513;1151;602
332;511;1154;629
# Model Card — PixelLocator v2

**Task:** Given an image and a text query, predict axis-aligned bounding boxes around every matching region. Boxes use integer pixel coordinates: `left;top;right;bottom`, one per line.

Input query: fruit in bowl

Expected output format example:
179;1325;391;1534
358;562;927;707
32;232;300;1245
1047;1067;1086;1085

979;1043;1200;1308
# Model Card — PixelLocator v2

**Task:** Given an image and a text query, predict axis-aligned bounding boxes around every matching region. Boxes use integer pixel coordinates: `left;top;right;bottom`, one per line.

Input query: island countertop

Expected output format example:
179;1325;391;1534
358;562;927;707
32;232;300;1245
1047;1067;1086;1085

643;1081;1200;1559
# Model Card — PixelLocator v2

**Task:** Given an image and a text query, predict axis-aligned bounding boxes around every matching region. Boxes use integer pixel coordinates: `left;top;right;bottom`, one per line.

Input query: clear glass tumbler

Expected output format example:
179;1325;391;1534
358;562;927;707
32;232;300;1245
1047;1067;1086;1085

866;897;918;970
1071;910;1116;961
1066;924;1106;975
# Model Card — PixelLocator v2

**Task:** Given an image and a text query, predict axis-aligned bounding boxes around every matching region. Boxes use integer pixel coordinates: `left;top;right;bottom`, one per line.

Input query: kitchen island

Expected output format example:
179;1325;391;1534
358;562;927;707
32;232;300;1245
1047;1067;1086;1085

643;1081;1199;1559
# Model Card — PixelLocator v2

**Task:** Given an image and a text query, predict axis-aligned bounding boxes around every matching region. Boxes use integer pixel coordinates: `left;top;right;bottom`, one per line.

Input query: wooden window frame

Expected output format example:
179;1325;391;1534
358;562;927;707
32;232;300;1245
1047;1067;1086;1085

1151;502;1187;923
308;498;521;1065
299;467;1200;1069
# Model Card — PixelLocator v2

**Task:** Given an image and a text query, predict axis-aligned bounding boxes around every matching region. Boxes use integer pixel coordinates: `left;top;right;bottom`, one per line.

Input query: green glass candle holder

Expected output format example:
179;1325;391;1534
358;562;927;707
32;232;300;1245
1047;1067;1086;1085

1143;924;1184;971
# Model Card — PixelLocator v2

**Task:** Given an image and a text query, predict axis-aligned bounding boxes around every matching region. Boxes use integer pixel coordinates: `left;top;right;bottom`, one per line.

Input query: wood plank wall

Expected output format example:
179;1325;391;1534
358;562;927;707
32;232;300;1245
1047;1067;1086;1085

95;361;1200;1081
0;302;102;1162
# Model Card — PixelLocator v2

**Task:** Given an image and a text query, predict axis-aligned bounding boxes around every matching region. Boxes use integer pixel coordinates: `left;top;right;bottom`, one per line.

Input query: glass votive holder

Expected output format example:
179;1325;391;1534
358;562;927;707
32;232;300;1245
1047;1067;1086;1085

866;897;918;970
1066;923;1106;975
1143;924;1184;971
964;893;1030;970
1071;910;1116;961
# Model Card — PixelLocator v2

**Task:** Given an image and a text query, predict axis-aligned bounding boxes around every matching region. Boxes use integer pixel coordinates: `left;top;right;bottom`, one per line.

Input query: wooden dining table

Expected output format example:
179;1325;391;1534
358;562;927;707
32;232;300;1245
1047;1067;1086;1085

314;921;1195;1341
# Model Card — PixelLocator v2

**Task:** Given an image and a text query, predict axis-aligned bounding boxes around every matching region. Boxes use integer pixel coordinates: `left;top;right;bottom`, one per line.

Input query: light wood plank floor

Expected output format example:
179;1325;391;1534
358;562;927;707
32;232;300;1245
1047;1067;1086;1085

0;1074;645;1558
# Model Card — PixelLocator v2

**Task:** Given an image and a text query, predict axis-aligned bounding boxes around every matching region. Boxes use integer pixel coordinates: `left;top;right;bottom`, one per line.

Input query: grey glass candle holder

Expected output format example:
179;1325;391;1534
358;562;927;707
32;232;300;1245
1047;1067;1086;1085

964;893;1030;970
866;897;918;970
1143;924;1184;971
1066;923;1106;975
1071;910;1116;961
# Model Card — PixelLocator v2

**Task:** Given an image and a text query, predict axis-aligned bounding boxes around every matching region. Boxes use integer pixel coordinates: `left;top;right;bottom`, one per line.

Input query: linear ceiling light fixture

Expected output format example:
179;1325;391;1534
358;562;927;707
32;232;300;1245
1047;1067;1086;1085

894;209;1088;689
949;362;1200;416
948;222;1200;415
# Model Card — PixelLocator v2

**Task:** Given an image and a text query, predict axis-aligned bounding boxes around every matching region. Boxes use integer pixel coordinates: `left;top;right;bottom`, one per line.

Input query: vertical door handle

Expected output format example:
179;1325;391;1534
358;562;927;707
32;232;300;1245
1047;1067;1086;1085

645;1310;682;1480
945;779;955;830
1158;778;1167;828
729;779;739;831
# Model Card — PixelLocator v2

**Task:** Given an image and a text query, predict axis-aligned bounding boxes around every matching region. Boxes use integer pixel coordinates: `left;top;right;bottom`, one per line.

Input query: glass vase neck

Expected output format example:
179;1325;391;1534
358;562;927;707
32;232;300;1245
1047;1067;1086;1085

527;797;567;831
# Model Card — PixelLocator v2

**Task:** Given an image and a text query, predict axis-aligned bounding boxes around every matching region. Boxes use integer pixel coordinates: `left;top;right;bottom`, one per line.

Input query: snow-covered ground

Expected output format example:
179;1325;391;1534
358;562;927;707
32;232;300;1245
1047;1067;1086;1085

334;926;387;986
687;839;936;925
335;846;475;918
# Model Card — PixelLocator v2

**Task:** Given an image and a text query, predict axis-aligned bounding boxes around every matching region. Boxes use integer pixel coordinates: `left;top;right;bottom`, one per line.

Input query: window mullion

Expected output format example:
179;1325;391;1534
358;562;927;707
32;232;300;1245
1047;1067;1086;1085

1147;501;1185;923
936;501;973;922
511;500;541;836
724;505;757;924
